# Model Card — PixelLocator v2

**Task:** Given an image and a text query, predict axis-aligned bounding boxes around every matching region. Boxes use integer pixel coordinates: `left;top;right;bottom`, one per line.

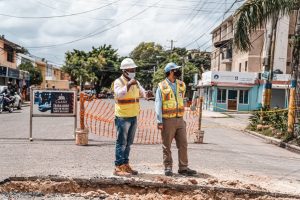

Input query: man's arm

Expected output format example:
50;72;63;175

137;81;147;98
113;80;128;98
155;87;163;126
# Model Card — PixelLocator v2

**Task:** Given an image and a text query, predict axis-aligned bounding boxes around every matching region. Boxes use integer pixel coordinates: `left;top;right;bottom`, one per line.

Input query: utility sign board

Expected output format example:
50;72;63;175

30;88;77;141
51;92;74;114
33;90;75;115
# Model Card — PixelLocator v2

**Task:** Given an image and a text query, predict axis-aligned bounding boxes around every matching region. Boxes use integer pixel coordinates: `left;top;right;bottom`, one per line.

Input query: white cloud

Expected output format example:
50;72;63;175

0;0;244;64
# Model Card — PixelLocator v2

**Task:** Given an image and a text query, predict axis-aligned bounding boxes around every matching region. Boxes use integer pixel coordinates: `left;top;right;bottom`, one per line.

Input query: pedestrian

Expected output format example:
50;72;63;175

155;62;197;176
112;58;152;176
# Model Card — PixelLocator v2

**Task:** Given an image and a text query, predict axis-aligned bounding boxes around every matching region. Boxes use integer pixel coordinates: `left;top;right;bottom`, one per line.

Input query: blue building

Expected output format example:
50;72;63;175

199;71;290;112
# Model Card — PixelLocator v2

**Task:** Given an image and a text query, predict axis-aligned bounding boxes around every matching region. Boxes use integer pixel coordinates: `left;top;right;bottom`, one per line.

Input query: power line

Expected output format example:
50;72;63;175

0;0;121;19
182;0;242;48
176;0;234;47
25;0;163;49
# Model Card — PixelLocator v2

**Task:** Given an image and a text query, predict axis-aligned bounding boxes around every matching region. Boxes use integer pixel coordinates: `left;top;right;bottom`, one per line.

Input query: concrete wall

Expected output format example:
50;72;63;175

273;15;290;74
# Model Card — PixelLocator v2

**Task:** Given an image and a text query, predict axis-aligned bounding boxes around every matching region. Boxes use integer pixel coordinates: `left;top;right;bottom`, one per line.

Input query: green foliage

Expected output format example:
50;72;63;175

130;42;166;89
62;45;120;91
188;52;211;73
19;62;43;86
249;108;288;138
234;0;299;52
62;42;210;94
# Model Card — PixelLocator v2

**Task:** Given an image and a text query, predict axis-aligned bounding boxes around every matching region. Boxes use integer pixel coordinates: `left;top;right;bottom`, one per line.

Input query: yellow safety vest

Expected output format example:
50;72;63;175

158;79;186;118
112;76;140;118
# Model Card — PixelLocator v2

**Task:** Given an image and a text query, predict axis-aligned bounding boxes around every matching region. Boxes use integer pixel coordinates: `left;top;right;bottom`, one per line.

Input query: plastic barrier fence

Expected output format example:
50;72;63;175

82;96;200;144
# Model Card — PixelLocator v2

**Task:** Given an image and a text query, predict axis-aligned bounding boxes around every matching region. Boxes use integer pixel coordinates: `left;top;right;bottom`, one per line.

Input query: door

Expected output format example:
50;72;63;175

228;90;238;111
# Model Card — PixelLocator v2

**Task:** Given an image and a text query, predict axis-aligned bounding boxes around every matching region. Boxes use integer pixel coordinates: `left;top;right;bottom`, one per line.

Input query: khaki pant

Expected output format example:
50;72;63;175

161;117;188;170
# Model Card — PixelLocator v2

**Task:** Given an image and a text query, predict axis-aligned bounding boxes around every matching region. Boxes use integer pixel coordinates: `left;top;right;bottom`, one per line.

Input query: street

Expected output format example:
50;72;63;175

0;104;300;196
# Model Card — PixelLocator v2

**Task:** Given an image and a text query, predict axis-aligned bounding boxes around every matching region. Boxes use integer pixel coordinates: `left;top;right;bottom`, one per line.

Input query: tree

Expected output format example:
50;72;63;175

187;51;211;73
152;47;199;92
89;45;120;93
19;62;43;86
62;45;120;92
130;42;166;89
62;49;93;89
233;0;300;138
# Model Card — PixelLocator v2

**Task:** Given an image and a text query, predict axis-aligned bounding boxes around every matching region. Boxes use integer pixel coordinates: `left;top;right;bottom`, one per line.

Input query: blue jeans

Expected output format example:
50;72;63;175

115;116;137;166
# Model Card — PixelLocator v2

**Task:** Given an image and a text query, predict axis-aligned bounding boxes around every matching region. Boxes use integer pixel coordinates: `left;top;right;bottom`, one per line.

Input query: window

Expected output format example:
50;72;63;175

217;89;227;103
46;64;53;77
4;44;14;63
245;61;248;71
239;90;249;104
239;63;242;72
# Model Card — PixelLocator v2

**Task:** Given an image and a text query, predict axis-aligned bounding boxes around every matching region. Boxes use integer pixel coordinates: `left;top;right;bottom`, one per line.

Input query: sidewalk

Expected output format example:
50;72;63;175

202;110;229;118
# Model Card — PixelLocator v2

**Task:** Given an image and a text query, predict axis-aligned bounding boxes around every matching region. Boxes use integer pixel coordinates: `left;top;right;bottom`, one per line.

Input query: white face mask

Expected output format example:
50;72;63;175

127;72;136;79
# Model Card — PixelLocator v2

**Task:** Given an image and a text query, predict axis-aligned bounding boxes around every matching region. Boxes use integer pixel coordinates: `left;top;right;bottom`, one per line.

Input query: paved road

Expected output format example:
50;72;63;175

0;104;300;195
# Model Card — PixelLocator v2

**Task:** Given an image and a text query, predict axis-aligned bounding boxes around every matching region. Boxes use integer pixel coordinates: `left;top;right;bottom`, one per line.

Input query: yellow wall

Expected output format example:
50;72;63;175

36;61;47;88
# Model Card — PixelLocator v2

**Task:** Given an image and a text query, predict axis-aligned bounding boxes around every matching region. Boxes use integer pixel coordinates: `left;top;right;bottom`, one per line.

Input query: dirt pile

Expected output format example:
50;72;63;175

0;177;299;200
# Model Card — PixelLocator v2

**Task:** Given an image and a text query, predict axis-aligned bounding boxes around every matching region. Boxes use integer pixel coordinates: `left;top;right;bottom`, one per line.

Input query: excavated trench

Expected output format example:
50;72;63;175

0;176;300;200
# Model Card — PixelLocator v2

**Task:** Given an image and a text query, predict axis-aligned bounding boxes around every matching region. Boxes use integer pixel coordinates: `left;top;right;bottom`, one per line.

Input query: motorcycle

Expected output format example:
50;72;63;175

0;94;15;113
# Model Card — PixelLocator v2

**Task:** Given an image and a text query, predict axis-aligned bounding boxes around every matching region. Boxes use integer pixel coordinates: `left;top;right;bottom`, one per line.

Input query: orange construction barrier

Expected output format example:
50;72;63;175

81;94;199;144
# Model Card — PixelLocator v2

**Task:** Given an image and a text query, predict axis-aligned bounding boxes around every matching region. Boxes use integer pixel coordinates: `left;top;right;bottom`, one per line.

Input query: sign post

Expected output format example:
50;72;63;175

29;88;77;141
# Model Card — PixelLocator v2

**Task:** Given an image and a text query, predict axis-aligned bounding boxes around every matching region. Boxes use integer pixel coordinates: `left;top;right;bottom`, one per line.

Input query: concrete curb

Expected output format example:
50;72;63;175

244;129;300;154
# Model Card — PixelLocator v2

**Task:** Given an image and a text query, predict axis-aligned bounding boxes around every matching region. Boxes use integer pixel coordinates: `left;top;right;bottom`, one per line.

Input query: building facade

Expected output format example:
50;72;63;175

200;12;297;112
0;36;29;90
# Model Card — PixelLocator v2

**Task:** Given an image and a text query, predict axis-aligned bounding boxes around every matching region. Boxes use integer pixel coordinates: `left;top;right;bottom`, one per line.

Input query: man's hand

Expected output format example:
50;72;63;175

157;123;163;130
127;79;137;90
145;90;154;100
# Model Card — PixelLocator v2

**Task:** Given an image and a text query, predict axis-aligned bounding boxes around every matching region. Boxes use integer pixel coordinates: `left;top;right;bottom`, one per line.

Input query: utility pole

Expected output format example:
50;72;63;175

288;9;300;137
262;17;278;108
167;40;177;52
181;56;188;81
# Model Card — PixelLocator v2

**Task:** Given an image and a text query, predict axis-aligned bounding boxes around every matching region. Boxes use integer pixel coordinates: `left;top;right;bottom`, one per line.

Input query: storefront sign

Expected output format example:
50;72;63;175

0;66;7;77
33;90;75;115
199;71;258;86
7;68;20;79
273;74;290;81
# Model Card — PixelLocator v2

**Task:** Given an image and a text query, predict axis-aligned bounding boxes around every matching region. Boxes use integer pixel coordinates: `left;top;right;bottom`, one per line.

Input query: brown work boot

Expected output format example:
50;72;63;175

113;165;131;176
124;164;138;175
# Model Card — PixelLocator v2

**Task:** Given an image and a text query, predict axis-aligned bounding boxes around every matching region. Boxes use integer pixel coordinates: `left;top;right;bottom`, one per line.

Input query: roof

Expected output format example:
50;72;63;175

210;15;234;34
0;35;23;52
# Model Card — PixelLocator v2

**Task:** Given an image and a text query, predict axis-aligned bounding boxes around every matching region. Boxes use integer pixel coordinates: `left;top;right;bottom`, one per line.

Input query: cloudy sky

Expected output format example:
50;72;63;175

0;0;244;65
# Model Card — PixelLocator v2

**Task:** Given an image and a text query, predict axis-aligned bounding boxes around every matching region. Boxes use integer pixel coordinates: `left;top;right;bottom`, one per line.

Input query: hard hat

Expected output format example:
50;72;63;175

164;62;181;73
120;58;138;69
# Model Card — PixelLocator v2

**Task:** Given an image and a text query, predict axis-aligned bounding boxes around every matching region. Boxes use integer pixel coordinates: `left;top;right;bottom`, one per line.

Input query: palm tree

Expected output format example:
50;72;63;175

233;0;300;138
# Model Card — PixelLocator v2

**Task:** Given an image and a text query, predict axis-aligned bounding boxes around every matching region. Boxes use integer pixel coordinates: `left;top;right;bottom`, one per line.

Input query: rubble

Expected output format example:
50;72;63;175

0;176;299;199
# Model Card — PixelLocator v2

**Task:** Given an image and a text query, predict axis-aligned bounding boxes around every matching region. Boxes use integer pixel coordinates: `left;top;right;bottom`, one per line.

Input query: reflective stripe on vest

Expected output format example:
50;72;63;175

113;76;140;117
159;79;186;118
116;98;139;104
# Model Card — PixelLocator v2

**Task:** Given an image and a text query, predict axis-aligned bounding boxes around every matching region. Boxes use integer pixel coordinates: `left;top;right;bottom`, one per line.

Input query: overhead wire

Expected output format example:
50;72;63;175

177;0;239;48
182;0;242;49
0;0;121;19
25;0;163;49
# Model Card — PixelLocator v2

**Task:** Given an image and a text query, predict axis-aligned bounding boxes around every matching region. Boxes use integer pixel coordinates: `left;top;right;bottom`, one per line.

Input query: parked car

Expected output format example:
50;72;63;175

0;86;22;110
